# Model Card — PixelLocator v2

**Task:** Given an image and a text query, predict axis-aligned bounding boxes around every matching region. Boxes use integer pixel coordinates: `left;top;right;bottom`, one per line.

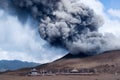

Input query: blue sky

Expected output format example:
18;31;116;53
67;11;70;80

100;0;120;9
100;0;120;20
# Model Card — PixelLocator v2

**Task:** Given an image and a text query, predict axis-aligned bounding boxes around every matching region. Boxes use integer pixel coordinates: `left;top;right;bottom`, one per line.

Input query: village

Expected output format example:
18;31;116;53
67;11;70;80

27;68;98;76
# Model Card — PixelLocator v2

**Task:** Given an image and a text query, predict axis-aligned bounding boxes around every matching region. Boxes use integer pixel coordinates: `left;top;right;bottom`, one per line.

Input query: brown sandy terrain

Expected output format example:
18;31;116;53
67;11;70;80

1;50;120;76
1;50;120;80
0;74;120;80
33;50;120;74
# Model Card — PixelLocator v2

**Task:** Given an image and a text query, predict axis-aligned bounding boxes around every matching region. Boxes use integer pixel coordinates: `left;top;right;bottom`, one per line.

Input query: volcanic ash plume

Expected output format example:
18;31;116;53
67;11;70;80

39;0;105;55
1;0;120;55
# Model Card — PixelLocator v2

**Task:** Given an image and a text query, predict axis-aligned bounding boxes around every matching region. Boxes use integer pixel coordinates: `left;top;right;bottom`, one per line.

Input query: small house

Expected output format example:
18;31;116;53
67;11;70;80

71;69;79;73
28;68;40;76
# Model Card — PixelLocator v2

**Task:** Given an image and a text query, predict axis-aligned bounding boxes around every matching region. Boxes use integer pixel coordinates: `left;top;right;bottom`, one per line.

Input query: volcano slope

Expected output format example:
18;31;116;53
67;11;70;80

1;50;120;75
36;50;120;74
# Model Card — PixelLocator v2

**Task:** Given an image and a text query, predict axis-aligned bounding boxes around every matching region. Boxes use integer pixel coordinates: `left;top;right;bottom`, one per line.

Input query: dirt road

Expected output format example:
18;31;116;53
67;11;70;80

0;74;119;80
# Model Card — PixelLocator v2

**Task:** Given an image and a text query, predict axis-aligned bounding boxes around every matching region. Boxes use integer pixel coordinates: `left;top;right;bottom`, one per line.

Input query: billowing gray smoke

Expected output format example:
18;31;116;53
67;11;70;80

39;1;105;55
0;0;119;55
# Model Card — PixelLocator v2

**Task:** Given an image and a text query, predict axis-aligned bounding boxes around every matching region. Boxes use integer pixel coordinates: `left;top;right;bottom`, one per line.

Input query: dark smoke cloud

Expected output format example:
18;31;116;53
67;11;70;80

38;0;104;55
0;0;119;55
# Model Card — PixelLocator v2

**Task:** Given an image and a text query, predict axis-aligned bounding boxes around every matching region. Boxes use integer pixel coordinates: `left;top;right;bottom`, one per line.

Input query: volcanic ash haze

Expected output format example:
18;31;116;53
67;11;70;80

1;0;120;56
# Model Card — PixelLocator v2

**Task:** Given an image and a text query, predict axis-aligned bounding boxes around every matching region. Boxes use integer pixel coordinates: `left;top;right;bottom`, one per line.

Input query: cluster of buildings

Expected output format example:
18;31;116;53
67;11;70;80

27;68;97;76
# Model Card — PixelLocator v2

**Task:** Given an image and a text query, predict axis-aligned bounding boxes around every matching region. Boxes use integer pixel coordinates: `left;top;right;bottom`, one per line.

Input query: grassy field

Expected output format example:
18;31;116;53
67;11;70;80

0;74;119;80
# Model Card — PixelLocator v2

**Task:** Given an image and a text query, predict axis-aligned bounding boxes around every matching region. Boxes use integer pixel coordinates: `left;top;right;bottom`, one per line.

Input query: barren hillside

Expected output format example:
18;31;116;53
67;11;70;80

2;50;120;75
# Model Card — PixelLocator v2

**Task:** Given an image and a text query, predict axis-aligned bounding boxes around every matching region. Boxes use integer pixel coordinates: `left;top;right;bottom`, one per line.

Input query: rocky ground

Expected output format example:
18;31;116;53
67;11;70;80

0;74;120;80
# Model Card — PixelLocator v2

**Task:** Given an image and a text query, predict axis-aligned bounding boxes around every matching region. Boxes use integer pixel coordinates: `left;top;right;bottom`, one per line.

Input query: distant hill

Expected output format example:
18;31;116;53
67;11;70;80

0;60;39;72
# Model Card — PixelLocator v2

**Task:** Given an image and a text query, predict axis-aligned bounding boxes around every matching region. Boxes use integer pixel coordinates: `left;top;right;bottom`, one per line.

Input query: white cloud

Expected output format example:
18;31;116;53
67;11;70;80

0;49;36;62
78;0;105;16
0;10;4;16
0;48;65;63
108;9;120;18
0;9;67;63
99;19;120;36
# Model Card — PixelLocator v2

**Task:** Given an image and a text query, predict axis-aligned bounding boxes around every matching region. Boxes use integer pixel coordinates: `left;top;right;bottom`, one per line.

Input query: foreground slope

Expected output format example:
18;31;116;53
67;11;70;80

2;50;120;75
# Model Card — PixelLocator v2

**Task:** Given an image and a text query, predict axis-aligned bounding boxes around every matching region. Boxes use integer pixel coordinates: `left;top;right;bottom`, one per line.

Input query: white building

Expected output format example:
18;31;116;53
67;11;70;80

71;69;79;73
28;68;40;76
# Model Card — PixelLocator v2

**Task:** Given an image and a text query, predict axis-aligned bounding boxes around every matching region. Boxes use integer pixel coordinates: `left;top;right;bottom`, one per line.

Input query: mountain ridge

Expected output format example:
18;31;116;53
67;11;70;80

0;60;40;72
